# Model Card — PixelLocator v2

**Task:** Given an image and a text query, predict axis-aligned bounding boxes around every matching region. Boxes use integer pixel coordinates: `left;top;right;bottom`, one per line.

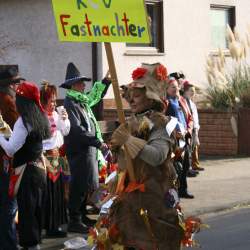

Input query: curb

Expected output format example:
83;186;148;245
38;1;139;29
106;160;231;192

185;200;250;218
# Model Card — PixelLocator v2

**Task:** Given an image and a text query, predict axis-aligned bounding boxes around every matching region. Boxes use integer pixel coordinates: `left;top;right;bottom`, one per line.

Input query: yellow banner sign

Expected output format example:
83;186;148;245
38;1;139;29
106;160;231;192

51;0;151;43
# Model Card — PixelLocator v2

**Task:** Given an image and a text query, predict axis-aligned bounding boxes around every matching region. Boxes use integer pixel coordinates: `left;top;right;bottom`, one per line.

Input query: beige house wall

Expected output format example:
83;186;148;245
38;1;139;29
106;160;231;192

102;0;250;102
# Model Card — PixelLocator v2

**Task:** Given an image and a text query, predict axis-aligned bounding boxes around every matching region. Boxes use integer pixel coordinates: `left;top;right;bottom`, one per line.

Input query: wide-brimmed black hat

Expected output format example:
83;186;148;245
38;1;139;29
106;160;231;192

59;62;91;89
0;66;25;85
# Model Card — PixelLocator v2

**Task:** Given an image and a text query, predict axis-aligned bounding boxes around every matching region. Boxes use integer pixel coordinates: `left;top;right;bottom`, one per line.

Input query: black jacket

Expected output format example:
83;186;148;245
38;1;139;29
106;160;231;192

64;96;101;191
64;96;102;156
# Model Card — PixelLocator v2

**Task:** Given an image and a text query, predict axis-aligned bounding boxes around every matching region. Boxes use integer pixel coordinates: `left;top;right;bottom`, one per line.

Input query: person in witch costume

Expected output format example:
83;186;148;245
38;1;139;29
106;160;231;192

0;66;24;250
0;81;50;250
40;81;70;238
108;63;184;250
60;62;111;234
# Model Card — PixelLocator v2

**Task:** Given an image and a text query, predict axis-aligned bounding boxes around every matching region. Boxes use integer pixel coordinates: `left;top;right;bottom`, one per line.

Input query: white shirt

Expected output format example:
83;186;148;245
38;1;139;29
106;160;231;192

0;117;29;157
42;111;70;151
190;100;200;130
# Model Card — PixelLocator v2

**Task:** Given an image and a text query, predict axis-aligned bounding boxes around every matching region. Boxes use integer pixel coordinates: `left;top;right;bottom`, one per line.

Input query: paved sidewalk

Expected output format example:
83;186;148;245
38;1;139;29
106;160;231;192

182;157;250;216
40;157;250;249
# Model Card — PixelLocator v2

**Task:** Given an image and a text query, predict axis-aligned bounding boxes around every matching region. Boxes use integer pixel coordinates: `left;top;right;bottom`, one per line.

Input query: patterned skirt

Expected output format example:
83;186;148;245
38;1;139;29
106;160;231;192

44;149;70;231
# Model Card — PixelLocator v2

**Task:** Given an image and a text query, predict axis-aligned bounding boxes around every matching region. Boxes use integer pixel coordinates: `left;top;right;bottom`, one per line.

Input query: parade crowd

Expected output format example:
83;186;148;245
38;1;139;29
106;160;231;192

0;62;203;250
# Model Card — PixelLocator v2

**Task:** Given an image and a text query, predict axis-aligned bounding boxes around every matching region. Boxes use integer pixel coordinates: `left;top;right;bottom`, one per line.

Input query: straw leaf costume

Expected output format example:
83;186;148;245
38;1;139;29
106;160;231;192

108;63;184;250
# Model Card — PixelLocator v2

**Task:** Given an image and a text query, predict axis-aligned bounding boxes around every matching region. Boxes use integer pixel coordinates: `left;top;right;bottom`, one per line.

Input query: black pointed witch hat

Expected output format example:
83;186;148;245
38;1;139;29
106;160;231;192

59;62;91;89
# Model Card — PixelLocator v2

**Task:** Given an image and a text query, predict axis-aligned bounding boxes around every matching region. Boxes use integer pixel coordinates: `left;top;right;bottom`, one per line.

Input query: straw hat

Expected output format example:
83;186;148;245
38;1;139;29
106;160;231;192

122;63;168;111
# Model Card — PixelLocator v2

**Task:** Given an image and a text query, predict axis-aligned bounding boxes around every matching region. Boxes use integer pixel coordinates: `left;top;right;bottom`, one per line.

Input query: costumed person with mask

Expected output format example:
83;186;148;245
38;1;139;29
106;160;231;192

40;81;71;238
60;62;111;234
0;81;50;250
0;66;24;250
107;63;184;250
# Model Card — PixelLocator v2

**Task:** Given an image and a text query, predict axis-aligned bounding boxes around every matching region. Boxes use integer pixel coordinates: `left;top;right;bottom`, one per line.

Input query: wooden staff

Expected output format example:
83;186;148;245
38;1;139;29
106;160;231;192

104;42;136;182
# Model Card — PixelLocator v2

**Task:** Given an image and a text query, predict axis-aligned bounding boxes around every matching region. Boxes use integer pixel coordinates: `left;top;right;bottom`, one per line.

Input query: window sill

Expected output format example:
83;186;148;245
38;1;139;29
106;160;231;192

124;47;165;56
209;49;231;57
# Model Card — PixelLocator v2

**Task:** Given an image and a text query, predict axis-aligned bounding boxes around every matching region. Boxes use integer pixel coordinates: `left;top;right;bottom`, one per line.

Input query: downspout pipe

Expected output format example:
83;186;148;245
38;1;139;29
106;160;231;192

92;42;104;120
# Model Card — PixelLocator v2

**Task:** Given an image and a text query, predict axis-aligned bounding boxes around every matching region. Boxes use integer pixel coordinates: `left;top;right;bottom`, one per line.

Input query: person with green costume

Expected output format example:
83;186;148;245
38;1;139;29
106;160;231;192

60;62;111;234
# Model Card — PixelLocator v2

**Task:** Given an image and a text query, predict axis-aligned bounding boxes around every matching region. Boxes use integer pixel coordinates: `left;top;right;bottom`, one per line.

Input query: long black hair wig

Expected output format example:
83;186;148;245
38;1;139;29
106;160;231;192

16;95;51;140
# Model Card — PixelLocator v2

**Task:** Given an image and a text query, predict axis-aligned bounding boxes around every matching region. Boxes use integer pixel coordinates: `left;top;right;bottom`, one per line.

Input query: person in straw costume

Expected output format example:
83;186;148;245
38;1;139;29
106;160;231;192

108;63;184;250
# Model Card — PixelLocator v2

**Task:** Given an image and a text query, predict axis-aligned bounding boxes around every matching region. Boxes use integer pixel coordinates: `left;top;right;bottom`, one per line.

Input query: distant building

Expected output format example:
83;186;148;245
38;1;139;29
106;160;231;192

101;0;250;107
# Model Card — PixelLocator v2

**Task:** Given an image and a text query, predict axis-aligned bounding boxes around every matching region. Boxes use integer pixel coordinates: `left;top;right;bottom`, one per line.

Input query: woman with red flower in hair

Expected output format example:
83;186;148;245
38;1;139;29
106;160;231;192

107;63;184;250
40;81;70;238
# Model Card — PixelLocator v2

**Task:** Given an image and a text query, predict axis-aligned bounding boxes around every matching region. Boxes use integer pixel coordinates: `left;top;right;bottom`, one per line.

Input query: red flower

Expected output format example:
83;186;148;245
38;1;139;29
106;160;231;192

181;217;202;247
109;163;118;172
132;67;148;80
155;64;168;81
99;166;107;183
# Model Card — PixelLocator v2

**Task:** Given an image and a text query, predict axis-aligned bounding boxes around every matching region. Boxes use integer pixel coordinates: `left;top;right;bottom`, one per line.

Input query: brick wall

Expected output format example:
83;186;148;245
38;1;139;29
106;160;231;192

103;108;239;156
198;110;238;156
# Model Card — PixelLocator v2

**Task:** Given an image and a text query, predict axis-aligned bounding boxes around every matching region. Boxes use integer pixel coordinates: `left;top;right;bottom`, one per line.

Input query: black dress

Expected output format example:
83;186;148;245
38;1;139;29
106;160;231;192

44;153;68;232
13;131;46;248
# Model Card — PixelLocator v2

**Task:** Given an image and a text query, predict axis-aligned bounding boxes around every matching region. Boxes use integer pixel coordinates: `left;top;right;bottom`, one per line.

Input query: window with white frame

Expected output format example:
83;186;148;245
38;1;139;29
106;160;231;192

210;5;235;49
126;0;164;53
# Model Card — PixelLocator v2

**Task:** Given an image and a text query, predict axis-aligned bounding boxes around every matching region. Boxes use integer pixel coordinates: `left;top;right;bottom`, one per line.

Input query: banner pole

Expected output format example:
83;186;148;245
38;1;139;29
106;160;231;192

104;42;136;182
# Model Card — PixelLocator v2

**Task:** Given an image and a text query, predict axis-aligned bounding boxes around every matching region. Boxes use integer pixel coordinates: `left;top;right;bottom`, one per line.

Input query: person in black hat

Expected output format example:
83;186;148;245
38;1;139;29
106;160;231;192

0;66;24;250
169;72;185;80
60;62;111;234
169;72;186;95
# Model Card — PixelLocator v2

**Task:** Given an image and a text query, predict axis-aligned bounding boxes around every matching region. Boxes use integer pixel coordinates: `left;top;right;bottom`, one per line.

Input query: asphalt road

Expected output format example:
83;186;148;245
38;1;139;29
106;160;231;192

42;207;250;250
186;207;250;250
